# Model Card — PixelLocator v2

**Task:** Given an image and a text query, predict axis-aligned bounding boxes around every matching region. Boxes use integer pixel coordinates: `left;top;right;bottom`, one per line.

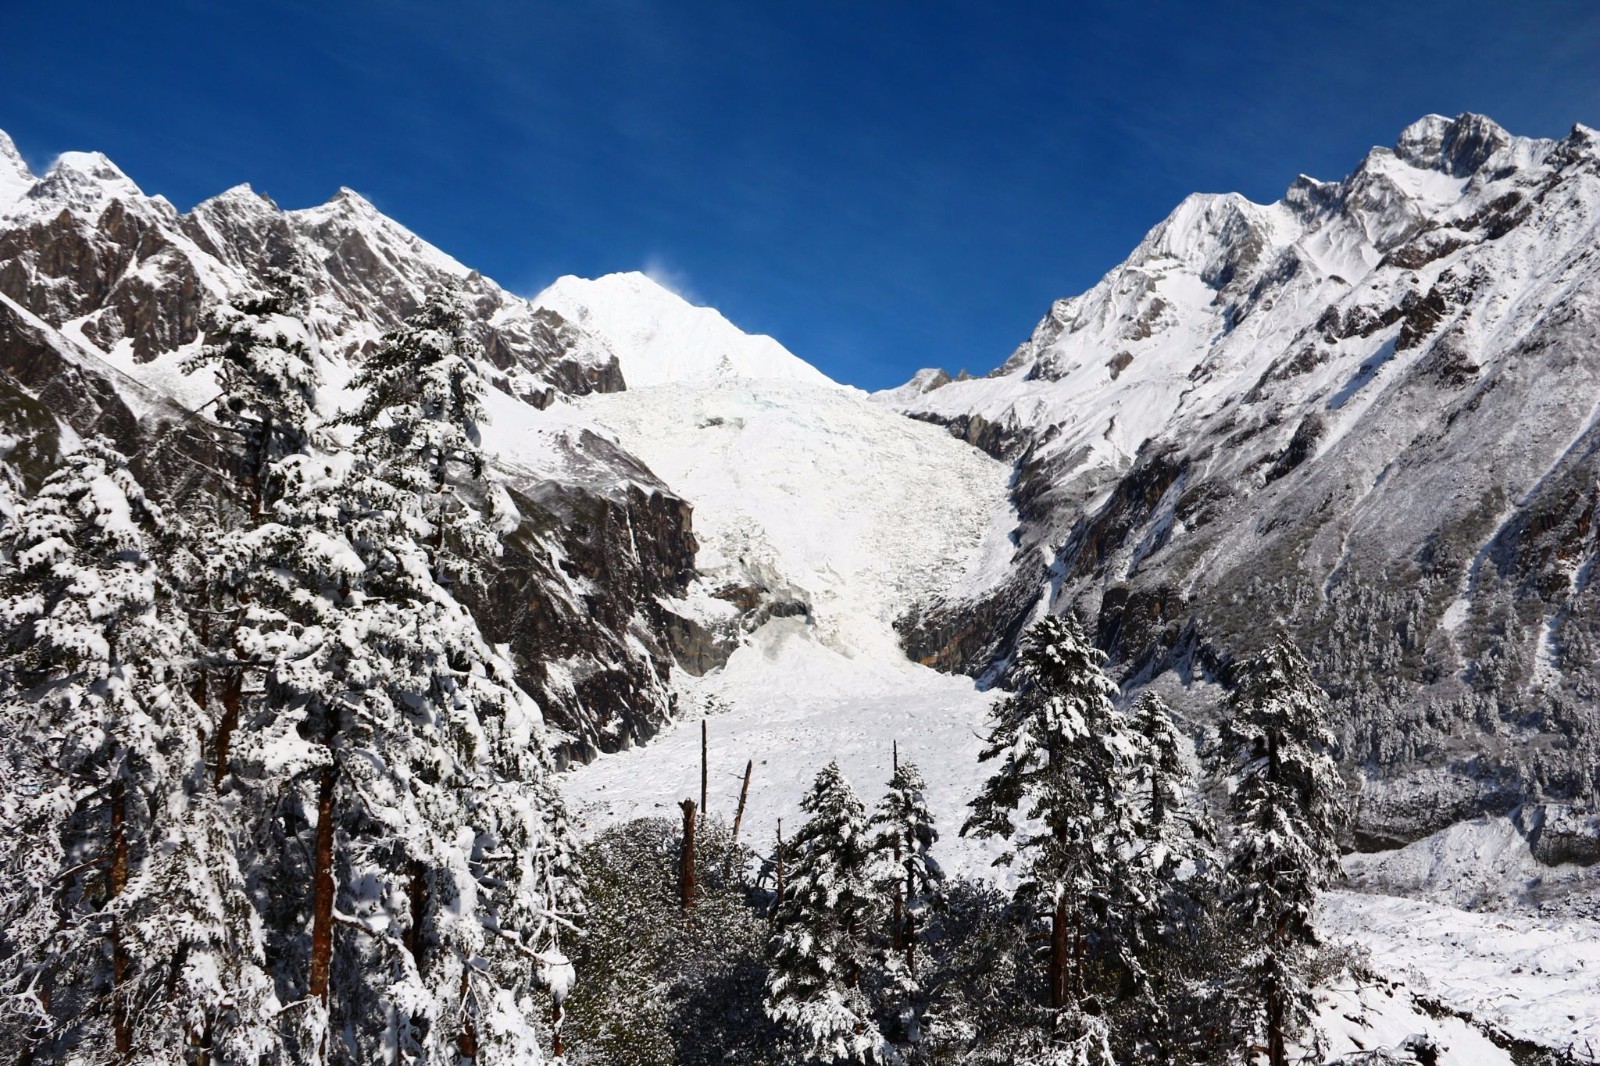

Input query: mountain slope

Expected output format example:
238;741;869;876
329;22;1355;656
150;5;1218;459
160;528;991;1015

887;113;1600;848
0;136;686;757
535;271;834;388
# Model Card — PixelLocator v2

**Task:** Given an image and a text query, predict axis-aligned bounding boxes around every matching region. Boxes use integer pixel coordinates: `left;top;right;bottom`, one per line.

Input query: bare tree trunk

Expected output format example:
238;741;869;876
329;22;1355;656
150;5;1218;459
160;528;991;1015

770;820;785;924
309;758;337;1003
678;799;697;912
456;968;478;1062
110;777;132;1055
405;861;428;971
550;998;564;1058
1049;894;1070;1011
211;602;247;789
212;669;242;789
731;759;753;846
700;721;708;828
1266;956;1287;1066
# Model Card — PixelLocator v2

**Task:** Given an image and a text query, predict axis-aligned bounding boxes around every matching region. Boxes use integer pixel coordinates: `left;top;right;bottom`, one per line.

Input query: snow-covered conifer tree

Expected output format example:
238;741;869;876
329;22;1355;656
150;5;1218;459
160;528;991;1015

1218;638;1347;1066
869;760;943;1048
221;382;579;1062
183;268;319;518
340;282;497;584
961;614;1137;1059
871;760;943;969
0;440;279;1063
181;266;323;790
766;761;889;1064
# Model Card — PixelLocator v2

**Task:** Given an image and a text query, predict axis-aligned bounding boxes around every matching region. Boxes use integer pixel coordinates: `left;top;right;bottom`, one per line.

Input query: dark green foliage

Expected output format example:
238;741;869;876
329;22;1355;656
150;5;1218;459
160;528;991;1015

564;818;781;1066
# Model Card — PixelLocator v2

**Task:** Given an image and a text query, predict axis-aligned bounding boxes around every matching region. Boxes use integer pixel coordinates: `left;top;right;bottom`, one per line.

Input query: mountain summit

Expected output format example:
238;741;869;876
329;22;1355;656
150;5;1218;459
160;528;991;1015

887;112;1600;849
535;270;836;389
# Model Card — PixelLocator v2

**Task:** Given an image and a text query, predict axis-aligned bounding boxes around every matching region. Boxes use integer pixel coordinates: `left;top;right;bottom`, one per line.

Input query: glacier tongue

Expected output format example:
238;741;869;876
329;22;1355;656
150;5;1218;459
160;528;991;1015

573;374;1015;660
564;369;1017;879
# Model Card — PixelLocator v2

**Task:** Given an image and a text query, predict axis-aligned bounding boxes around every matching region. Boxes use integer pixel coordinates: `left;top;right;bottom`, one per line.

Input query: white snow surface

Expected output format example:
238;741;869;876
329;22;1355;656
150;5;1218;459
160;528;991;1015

535;272;836;389
1313;971;1514;1064
566;618;1009;873
571;375;1015;660
563;367;1018;876
1324;892;1600;1060
0;130;32;214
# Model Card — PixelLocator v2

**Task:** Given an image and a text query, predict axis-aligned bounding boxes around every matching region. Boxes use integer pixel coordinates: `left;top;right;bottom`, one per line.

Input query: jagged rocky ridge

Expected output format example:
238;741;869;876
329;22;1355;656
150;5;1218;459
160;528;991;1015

0;131;730;761
888;113;1600;851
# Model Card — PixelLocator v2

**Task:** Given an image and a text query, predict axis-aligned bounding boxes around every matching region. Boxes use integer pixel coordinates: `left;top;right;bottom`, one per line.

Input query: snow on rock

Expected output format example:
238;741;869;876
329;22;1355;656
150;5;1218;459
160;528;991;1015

1312;971;1514;1064
1344;813;1600;912
0;129;32;215
1323;891;1600;1060
535;271;836;389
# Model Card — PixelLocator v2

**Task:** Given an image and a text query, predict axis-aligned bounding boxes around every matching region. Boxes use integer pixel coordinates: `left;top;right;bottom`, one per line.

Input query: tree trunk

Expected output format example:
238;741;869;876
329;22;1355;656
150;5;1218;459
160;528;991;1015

550;998;564;1058
731;759;753;846
308;759;337;1002
456;968;478;1061
700;721;708;828
678;799;697;912
211;604;246;789
110;777;132;1055
770;820;785;924
212;669;242;789
904;850;917;974
251;416;272;520
405;860;428;973
1266;958;1287;1066
1049;894;1070;1010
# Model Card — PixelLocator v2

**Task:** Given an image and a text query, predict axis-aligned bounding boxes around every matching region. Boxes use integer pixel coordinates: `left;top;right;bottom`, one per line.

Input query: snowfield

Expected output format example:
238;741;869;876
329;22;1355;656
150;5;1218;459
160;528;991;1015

567;619;1008;874
535;271;836;389
573;375;1015;660
1323;891;1600;1060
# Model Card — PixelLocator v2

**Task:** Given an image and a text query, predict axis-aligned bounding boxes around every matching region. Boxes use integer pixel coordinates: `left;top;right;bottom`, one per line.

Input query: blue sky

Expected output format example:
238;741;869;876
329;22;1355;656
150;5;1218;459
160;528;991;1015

4;2;1598;389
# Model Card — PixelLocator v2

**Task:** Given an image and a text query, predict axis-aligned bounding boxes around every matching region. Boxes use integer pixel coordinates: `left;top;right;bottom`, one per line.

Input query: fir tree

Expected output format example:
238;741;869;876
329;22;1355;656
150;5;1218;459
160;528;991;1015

1218;638;1347;1066
961;614;1138;1058
1118;691;1221;1062
231;443;582;1064
340;282;497;585
0;440;279;1063
182;266;323;790
869;760;943;1048
183;268;319;518
765;762;889;1064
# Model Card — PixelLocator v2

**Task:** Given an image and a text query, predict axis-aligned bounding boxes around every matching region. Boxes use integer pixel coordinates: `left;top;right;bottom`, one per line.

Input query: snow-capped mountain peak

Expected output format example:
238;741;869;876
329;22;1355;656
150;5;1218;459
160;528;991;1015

24;149;163;220
534;270;837;389
0;130;32;213
1393;112;1514;176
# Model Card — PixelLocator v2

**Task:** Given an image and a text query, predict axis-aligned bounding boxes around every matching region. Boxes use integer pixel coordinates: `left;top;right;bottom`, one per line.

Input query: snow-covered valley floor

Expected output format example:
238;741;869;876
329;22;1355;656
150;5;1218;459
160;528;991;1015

566;619;1008;874
566;636;1600;1062
1323;891;1600;1059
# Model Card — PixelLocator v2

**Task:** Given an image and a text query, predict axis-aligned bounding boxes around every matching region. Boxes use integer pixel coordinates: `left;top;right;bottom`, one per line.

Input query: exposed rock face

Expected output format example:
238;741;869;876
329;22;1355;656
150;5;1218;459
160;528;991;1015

889;114;1600;849
0;136;701;759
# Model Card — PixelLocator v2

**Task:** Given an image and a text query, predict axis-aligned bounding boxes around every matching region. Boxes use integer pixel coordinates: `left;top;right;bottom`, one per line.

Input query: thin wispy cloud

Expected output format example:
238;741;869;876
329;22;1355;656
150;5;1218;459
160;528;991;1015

642;255;702;305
